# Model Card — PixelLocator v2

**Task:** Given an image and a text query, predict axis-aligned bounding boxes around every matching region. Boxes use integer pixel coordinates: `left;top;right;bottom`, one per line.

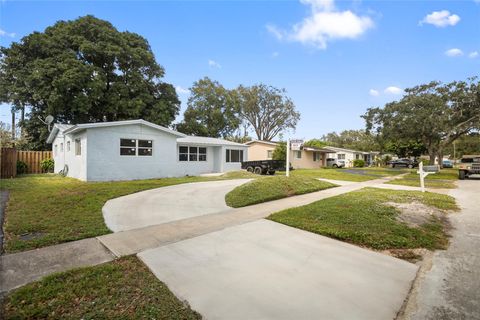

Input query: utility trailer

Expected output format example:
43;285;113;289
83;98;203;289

241;160;286;175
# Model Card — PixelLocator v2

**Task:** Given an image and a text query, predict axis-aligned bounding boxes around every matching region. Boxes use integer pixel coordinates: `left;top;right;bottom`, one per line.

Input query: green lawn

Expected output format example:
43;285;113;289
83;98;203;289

225;176;336;207
2;256;201;320
269;187;458;250
1;172;252;253
386;168;458;189
283;167;407;182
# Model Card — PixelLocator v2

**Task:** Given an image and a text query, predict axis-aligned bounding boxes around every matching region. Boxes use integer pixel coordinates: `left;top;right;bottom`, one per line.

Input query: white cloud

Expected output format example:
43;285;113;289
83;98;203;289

445;48;463;57
420;10;460;27
384;86;403;95
208;59;221;68
469;51;479;58
266;24;285;40
0;28;15;37
369;89;379;96
266;0;374;49
272;51;280;58
175;86;190;95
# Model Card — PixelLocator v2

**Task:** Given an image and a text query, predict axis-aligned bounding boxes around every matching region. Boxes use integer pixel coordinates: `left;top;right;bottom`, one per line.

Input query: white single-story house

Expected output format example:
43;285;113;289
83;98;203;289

46;119;248;181
326;146;379;167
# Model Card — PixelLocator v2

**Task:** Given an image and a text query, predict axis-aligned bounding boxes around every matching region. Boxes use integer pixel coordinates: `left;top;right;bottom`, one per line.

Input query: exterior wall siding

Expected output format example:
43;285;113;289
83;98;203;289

246;142;275;161
290;150;325;169
53;123;248;181
52;131;87;180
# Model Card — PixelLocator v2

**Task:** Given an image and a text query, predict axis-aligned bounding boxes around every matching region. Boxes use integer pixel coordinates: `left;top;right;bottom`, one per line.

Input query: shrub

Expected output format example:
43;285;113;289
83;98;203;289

353;159;365;167
40;158;55;173
16;160;28;174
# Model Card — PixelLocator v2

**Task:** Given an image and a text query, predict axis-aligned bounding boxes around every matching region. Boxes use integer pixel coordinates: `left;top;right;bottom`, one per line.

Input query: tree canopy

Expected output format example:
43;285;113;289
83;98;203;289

363;78;480;164
321;129;380;152
0;15;180;149
237;84;300;141
176;77;240;138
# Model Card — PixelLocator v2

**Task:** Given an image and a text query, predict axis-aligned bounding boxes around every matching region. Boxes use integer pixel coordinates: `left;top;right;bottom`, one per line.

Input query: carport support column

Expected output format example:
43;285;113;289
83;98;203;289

286;138;290;177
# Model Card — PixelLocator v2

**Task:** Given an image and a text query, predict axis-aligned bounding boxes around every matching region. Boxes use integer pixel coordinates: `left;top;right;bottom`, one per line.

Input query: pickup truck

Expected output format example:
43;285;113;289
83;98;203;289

458;155;480;180
241;160;286;175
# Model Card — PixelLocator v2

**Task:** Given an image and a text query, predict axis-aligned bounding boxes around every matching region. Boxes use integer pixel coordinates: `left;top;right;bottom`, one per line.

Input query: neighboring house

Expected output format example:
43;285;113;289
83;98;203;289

325;146;378;167
244;140;277;160
245;140;334;169
290;145;334;169
47;119;248;181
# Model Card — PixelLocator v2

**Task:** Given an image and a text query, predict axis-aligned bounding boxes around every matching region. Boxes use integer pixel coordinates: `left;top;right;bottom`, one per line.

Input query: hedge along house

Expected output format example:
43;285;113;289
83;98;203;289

46;119;248;181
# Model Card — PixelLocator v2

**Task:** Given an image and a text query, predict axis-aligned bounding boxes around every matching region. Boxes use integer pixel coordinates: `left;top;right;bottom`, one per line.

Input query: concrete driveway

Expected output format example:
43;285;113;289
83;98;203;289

103;179;250;232
139;219;418;320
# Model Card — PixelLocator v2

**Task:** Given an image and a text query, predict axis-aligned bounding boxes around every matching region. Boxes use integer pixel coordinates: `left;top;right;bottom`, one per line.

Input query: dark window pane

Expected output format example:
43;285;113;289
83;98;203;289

199;147;207;154
199;154;207;161
121;139;136;147
240;150;244;161
231;150;240;162
179;146;188;153
138;148;152;156
226;149;230;162
189;147;198;154
138;140;152;148
120;147;136;156
179;154;188;161
189;154;197;161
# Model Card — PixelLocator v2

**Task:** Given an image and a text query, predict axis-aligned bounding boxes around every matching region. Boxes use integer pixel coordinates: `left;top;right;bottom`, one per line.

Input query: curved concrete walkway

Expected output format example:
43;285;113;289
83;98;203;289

103;179;251;232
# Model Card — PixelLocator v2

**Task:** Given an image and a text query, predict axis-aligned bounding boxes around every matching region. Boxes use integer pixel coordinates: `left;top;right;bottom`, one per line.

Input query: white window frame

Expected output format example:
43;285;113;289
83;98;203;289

313;152;321;162
178;145;207;162
66;141;70;152
226;149;244;163
295;150;302;159
75;139;81;156
120;138;153;157
338;153;345;160
267;150;273;159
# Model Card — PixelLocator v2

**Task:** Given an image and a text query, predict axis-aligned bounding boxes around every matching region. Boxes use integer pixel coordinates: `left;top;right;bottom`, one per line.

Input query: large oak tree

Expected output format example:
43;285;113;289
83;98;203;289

0;15;180;149
176;77;240;138
363;78;480;164
237;84;300;141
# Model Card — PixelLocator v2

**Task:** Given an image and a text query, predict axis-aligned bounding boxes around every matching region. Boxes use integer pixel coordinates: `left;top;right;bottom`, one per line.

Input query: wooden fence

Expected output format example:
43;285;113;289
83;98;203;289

0;148;52;178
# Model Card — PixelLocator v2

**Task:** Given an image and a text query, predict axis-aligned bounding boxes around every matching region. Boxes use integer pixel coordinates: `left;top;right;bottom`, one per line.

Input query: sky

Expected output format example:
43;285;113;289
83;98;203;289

0;0;479;140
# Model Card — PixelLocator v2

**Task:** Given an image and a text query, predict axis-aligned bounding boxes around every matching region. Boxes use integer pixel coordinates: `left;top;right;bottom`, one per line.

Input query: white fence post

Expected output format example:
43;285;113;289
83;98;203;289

419;162;425;192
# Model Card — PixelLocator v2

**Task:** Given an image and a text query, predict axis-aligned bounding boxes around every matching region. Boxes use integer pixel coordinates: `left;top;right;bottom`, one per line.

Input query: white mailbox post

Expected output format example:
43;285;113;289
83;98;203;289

417;162;440;192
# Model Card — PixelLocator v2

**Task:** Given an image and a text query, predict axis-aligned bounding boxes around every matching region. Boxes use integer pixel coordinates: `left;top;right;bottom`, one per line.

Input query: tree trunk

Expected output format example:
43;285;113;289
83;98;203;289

437;149;444;169
11;109;15;140
20;105;25;137
428;152;436;165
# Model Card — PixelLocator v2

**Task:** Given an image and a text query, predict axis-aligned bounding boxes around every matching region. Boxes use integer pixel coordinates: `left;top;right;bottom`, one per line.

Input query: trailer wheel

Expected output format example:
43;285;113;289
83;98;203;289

332;164;338;168
254;167;263;175
459;170;466;180
246;166;254;173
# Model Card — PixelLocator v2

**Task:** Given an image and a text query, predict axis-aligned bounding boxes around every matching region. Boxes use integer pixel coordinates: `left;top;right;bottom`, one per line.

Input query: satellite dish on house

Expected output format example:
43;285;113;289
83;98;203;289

45;115;54;125
38;115;55;132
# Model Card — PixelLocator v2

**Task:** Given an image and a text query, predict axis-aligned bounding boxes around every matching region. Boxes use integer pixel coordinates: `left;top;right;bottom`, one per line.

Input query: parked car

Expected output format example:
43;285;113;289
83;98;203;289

388;158;419;169
442;159;454;168
326;158;345;168
458;155;480;180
